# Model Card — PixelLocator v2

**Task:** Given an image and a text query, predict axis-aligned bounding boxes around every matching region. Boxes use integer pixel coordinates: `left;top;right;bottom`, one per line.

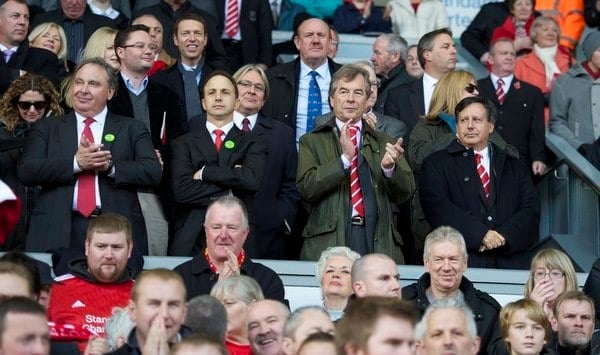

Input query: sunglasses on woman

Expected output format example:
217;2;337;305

17;101;47;111
465;83;479;94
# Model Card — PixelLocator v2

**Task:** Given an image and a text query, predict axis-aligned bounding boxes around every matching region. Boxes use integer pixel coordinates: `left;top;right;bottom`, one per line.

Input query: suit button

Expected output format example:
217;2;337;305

463;152;468;157
464;177;470;182
487;216;493;221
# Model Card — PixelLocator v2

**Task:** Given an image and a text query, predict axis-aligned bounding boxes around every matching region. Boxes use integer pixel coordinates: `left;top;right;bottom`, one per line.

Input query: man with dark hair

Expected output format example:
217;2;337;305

170;334;228;355
0;296;50;355
18;58;162;255
185;295;228;342
151;12;215;125
419;96;539;268
297;64;414;261
108;24;187;256
336;296;418;355
174;196;284;301
31;0;115;63
107;268;189;354
47;212;135;352
132;0;229;71
0;0;61;94
169;72;266;256
384;28;457;147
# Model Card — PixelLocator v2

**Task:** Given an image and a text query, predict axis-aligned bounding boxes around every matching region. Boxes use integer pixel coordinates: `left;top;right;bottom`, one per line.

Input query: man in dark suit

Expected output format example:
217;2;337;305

151;12;214;126
419;96;539;269
0;0;61;94
31;0;115;64
17;58;162;255
478;39;546;176
232;64;300;259
384;28;457;150
262;18;341;144
215;0;273;71
133;0;229;72
108;25;187;255
169;70;266;256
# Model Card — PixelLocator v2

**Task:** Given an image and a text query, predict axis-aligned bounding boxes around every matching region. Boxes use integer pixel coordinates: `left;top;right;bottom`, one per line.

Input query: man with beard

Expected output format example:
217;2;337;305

247;300;290;355
47;213;135;352
549;291;599;354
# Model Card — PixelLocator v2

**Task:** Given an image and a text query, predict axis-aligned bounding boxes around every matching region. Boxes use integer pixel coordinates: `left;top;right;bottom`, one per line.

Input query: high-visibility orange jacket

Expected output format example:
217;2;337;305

535;0;585;50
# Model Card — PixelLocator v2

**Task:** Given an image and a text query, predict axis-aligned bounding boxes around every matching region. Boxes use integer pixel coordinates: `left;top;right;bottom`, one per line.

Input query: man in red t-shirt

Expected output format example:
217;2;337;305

48;212;135;352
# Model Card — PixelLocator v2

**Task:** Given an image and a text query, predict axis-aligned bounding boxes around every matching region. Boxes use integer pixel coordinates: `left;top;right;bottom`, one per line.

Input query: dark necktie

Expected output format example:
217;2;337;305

306;71;321;133
242;118;251;132
77;117;96;217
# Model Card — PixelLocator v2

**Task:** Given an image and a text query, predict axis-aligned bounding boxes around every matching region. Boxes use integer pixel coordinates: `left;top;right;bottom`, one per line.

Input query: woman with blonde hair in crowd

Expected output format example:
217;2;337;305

211;275;265;355
524;248;578;318
315;246;361;321
81;27;120;71
499;298;553;355
28;22;69;74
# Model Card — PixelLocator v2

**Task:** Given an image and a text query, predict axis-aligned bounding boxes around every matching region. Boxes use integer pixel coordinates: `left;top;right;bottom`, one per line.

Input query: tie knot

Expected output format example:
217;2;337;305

475;152;482;164
497;78;504;86
84;117;95;126
3;49;14;55
349;125;359;133
213;129;224;137
309;71;319;80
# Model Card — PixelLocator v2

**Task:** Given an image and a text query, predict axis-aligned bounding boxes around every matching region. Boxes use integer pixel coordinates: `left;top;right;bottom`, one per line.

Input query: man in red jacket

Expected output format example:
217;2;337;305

47;212;135;352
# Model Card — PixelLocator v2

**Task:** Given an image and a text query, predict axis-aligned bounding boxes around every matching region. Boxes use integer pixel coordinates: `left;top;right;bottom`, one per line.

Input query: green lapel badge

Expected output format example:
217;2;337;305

224;140;235;149
104;134;115;142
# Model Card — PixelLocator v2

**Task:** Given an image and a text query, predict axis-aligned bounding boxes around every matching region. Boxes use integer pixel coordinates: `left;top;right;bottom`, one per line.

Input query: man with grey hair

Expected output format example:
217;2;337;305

281;306;334;355
185;295;228;343
352;253;402;298
403;226;500;354
18;57;162;254
415;298;480;355
370;33;413;113
297;64;414;261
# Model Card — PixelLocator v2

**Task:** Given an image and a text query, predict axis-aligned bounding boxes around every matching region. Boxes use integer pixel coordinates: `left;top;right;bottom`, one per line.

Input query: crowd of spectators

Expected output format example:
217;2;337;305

0;0;598;353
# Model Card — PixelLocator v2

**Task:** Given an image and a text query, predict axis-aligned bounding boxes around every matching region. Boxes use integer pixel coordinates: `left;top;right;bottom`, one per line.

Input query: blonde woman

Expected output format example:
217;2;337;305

524;248;578;318
81;27;120;71
28;22;68;73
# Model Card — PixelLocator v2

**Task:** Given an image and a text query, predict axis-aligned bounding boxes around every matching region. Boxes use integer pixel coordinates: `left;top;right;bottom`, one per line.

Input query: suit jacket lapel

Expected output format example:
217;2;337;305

410;79;425;116
102;113;123;151
59;112;79;157
219;126;244;165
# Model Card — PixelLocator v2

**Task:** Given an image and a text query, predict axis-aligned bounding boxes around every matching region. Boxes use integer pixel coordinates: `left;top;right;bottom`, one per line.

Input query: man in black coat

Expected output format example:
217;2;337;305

419;96;539;269
31;0;115;64
174;196;285;302
478;39;546;176
402;226;501;355
0;0;61;94
169;71;266;256
460;0;509;64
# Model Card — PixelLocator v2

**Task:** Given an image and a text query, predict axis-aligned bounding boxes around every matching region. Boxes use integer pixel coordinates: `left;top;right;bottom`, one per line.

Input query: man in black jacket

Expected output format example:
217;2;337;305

402;226;501;355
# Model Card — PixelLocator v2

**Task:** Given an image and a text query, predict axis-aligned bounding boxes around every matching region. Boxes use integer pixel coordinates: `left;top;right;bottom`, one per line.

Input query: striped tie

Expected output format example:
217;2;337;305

349;125;365;217
225;0;239;38
475;152;490;199
496;78;505;105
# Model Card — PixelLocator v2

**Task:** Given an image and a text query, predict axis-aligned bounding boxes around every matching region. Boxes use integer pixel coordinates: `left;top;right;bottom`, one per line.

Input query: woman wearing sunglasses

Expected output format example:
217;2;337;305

0;73;63;250
407;70;515;255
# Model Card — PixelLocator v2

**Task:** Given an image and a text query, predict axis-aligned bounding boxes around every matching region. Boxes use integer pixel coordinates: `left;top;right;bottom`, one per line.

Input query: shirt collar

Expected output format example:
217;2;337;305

120;72;148;94
75;106;108;125
300;59;329;79
206;120;234;135
422;72;438;88
474;146;490;161
490;73;514;89
87;0;119;19
233;111;258;130
335;118;363;132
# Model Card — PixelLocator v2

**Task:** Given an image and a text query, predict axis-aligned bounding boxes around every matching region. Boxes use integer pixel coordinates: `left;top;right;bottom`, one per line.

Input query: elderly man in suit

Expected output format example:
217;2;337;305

297;64;414;262
0;0;61;94
419;96;539;269
478;38;546;176
18;58;162;255
169;70;266;256
232;64;300;259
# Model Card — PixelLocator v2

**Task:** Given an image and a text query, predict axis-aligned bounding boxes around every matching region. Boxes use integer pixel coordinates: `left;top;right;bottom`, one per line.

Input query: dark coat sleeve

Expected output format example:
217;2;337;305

585;0;600;27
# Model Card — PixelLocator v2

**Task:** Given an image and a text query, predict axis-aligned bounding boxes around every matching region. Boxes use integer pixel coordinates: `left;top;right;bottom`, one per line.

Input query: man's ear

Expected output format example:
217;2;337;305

471;336;481;355
127;299;136;323
353;281;365;298
550;313;558;332
281;337;294;355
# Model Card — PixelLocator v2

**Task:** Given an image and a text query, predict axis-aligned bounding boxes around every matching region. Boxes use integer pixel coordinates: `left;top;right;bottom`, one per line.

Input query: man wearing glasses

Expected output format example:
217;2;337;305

108;24;187;256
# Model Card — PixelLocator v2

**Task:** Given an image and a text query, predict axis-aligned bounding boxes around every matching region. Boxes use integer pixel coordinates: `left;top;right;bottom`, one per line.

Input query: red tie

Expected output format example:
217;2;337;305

349;126;365;217
77;117;96;217
242;118;251;132
225;0;239;38
496;78;505;105
214;129;224;152
475;153;490;199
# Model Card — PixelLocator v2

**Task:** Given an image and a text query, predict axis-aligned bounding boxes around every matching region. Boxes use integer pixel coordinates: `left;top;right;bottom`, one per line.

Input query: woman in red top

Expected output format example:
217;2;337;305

492;0;538;56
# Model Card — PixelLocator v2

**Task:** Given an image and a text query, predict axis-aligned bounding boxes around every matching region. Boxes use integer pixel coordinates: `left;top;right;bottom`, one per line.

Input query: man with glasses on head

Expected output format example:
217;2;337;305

419;96;539;269
108;24;187;256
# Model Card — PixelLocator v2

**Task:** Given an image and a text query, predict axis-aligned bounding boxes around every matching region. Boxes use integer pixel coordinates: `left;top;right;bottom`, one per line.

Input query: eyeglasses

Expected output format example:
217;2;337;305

237;80;265;93
533;269;565;280
17;101;46;110
465;83;479;94
121;42;159;51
